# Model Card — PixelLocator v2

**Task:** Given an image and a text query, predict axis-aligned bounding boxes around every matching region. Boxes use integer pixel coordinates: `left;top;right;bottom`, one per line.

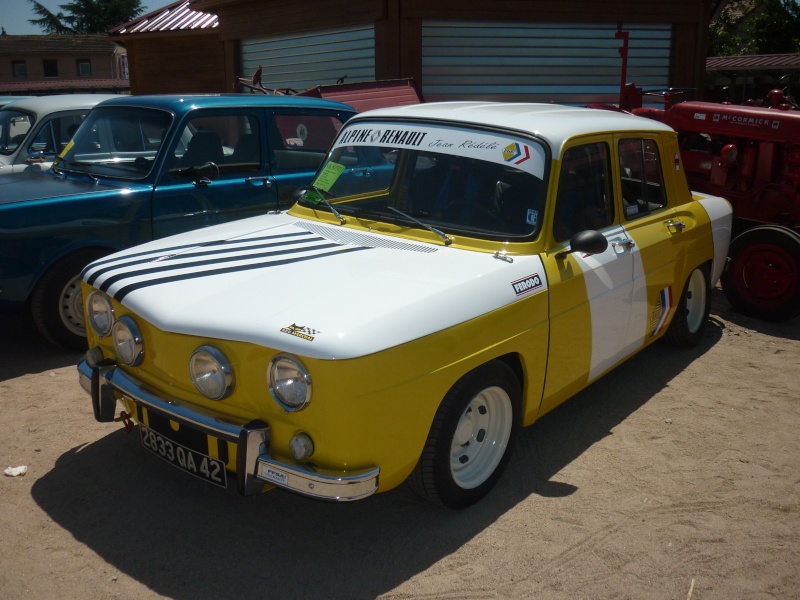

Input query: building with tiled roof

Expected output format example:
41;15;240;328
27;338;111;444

0;33;128;95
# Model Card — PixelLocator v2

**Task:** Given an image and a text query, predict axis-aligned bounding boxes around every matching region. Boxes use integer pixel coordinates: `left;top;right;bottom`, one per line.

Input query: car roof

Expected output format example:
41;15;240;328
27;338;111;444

1;94;119;115
93;94;358;115
349;101;675;159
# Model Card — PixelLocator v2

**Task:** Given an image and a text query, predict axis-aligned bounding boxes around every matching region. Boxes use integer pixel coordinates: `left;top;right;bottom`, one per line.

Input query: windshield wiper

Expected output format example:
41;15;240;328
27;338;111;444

387;206;453;246
67;160;99;183
297;186;346;225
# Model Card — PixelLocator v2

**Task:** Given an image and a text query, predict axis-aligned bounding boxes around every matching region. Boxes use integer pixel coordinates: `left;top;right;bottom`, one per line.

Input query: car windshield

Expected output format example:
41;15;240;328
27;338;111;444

56;106;173;179
0;109;34;156
301;121;549;239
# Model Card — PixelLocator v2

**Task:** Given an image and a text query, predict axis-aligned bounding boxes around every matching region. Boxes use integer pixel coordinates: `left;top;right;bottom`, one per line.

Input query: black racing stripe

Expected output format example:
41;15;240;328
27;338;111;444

99;241;342;293
86;234;327;286
81;230;316;278
112;245;372;302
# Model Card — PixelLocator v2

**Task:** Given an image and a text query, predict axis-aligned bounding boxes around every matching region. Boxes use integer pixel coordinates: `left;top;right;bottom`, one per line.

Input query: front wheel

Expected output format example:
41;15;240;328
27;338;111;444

720;225;800;322
664;264;711;348
408;361;520;509
30;249;107;351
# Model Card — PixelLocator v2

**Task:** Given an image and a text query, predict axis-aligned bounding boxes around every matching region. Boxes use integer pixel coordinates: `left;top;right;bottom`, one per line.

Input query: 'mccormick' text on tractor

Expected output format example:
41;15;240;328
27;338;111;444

621;86;800;322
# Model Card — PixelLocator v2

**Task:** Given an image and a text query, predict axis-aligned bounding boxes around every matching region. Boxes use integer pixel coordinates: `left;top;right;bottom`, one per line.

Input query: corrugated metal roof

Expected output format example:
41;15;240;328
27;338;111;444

0;34;118;54
706;54;800;71
110;0;218;36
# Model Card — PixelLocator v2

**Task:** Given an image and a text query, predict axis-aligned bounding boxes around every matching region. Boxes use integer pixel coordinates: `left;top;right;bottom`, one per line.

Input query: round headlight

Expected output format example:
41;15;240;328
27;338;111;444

189;345;234;400
111;316;144;366
86;290;114;336
268;354;311;411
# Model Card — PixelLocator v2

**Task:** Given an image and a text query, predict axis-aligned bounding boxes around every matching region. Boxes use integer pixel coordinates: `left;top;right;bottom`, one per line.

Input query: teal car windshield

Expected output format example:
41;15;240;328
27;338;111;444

304;121;549;239
56;106;173;180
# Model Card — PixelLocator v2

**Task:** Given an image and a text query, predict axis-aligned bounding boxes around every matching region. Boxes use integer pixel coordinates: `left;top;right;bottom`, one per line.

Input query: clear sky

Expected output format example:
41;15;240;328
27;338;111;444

0;0;156;35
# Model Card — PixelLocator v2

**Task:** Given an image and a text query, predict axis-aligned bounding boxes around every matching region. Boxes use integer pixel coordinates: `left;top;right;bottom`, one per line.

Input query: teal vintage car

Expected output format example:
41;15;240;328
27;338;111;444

0;94;356;349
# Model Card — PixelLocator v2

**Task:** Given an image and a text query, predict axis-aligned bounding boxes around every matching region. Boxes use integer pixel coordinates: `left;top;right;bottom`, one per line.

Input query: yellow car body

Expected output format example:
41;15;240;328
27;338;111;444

78;102;732;507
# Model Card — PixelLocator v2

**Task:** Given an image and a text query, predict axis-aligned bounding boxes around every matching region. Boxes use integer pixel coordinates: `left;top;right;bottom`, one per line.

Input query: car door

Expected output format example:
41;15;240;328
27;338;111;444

266;110;350;208
616;135;685;343
153;109;278;238
539;140;637;417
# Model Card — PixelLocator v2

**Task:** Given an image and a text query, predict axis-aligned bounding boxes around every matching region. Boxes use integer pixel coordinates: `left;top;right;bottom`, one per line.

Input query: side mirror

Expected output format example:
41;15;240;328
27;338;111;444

556;230;609;259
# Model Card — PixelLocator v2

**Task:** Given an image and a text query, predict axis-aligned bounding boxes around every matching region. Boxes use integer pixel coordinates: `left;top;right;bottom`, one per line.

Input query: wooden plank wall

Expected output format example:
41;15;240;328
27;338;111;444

126;34;227;95
127;0;713;95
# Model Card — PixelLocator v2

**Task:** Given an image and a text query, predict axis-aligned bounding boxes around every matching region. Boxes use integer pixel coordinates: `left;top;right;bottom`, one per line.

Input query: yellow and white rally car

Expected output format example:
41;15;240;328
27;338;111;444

78;102;732;508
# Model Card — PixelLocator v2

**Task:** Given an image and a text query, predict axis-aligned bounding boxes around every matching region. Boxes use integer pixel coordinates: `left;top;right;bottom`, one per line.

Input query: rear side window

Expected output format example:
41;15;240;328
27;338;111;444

618;138;667;219
271;113;345;173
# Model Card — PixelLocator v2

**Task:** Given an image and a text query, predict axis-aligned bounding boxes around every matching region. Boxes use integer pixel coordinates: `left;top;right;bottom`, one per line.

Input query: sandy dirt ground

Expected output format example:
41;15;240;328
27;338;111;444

0;287;798;600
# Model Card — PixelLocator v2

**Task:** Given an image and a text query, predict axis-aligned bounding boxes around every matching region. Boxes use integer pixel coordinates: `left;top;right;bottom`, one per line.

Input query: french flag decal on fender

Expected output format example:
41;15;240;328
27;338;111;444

651;286;673;337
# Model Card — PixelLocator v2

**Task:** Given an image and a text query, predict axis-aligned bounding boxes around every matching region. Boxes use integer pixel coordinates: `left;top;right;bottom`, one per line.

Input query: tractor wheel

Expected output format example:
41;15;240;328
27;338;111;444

408;361;520;509
720;226;800;322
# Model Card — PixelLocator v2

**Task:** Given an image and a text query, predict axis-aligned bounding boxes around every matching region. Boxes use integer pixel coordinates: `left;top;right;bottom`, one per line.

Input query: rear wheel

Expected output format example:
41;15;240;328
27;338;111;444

408;361;520;509
664;264;711;348
30;249;107;351
720;225;800;322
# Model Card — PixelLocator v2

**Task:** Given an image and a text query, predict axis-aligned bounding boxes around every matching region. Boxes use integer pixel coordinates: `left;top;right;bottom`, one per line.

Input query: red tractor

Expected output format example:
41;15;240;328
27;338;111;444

617;85;800;322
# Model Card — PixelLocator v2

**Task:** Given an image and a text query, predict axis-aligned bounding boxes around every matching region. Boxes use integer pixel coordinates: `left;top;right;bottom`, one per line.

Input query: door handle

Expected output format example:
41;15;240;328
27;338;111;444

666;219;685;232
612;238;636;250
245;176;273;188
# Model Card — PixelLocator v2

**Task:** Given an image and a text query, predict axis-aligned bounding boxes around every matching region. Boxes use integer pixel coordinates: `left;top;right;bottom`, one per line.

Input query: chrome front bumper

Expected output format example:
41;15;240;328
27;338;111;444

77;359;379;502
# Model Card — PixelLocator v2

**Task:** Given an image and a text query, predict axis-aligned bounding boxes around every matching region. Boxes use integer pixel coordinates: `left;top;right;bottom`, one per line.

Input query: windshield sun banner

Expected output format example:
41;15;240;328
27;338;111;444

333;121;547;179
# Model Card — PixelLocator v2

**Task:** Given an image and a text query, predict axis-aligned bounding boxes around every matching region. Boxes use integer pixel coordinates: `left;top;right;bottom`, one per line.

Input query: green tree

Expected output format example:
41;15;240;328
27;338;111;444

709;0;800;55
28;0;144;34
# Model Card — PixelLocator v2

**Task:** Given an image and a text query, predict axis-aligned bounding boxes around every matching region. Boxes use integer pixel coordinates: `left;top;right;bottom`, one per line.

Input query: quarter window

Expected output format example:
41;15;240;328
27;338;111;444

553;142;613;243
618;138;667;219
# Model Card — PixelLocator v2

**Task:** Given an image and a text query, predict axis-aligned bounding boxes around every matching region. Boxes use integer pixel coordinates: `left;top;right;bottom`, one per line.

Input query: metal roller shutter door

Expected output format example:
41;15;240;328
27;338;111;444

241;24;375;92
422;21;672;105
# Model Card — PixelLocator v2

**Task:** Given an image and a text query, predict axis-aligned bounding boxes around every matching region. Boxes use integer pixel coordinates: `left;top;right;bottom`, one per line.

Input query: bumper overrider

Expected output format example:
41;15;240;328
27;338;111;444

77;358;379;502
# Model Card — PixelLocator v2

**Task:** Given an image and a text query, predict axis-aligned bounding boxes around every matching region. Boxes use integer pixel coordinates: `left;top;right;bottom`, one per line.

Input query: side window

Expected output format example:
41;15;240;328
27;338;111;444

28;118;83;156
270;113;344;173
552;142;613;243
618;138;667;220
170;113;261;173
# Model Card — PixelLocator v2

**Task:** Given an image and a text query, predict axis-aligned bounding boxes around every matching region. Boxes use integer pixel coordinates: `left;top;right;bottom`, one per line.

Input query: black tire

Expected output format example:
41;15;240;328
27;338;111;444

664;263;711;348
30;249;107;351
720;225;800;322
408;360;520;509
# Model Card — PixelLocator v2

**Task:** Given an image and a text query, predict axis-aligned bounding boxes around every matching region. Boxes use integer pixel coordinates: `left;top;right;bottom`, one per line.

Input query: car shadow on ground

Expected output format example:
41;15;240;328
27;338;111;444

0;311;84;380
29;311;725;599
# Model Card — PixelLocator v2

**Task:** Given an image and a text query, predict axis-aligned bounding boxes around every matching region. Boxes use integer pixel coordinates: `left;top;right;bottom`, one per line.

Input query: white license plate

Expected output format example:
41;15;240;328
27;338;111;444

140;425;227;488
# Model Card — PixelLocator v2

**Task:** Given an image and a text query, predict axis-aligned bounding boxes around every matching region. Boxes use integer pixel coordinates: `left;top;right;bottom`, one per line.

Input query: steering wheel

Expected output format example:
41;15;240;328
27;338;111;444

443;201;508;230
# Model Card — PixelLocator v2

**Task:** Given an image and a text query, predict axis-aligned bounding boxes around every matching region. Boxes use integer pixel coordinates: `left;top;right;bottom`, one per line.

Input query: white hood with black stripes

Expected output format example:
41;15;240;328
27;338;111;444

83;213;548;359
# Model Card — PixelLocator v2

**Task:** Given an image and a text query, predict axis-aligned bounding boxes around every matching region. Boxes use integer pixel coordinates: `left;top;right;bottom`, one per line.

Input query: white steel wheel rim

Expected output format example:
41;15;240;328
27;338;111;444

450;386;513;489
59;275;86;336
685;269;707;334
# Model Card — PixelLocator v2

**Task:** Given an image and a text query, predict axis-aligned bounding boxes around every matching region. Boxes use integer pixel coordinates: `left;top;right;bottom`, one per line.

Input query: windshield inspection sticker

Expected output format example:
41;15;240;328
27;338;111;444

313;161;345;192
